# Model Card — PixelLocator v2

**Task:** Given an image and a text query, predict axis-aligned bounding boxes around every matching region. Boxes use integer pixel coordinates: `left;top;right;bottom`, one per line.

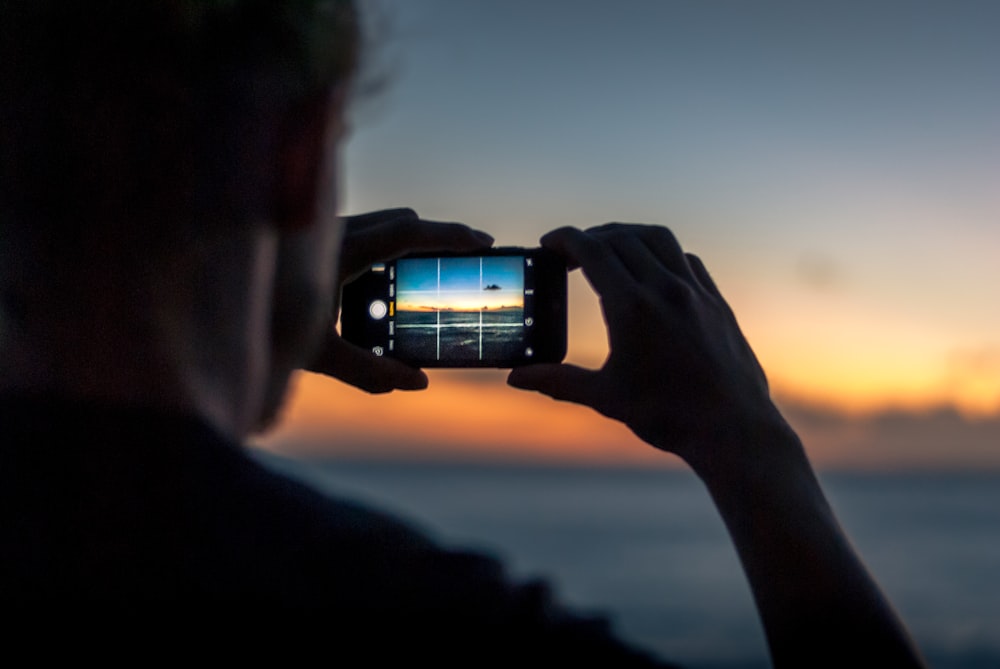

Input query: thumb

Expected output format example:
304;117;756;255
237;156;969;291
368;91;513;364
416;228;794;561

507;363;600;406
308;335;428;394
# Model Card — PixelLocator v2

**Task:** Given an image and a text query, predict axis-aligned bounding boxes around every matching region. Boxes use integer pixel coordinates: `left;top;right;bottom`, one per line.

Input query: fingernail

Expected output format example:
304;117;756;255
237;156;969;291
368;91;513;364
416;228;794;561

398;373;429;391
506;370;527;388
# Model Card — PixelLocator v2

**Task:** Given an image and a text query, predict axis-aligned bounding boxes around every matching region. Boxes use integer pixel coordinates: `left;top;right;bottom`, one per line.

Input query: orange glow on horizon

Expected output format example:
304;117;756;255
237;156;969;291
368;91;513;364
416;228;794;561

256;371;671;468
253;356;1000;472
396;301;523;312
254;273;1000;470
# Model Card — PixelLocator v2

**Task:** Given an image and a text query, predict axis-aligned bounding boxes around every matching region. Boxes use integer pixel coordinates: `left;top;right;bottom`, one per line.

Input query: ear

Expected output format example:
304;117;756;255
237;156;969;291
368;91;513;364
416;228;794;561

273;97;330;232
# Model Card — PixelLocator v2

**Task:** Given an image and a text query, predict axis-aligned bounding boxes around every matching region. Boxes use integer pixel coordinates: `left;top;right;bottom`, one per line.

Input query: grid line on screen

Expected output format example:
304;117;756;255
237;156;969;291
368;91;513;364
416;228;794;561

395;256;524;361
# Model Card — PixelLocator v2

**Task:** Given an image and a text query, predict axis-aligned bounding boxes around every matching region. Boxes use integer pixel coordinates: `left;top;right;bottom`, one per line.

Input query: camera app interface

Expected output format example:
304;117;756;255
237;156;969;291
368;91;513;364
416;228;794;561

395;256;527;363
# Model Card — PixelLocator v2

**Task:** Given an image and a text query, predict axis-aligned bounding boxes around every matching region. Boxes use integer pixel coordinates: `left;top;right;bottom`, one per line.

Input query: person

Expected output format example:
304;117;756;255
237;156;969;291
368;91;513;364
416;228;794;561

0;1;926;666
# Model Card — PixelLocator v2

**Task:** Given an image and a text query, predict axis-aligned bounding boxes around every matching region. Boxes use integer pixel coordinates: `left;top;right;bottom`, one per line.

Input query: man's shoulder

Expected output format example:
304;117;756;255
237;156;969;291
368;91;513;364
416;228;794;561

0;396;674;665
0;395;435;595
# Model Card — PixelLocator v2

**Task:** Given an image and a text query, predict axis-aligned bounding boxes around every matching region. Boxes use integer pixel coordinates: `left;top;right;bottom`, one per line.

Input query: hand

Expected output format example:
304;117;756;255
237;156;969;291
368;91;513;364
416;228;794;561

306;208;494;393
507;223;781;470
510;224;929;668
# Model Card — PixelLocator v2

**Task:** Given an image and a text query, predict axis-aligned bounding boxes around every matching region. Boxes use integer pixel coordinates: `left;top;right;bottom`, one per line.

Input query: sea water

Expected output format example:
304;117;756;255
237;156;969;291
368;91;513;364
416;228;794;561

255;454;1000;669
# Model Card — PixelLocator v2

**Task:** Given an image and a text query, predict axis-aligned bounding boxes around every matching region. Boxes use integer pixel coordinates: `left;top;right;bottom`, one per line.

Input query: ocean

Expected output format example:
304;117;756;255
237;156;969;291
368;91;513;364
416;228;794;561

396;308;525;362
255;453;1000;669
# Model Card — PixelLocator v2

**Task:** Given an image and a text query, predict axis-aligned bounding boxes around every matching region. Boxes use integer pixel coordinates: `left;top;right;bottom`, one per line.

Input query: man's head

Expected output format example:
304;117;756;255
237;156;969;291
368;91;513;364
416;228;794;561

1;1;359;435
1;0;358;246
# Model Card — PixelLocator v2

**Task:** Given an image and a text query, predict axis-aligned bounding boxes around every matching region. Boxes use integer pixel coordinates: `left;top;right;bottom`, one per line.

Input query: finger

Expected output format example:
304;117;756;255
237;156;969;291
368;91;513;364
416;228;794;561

538;226;581;271
387;219;494;254
588;223;695;282
506;363;601;406
538;227;633;297
342;208;419;230
685;253;723;298
308;335;428;393
606;232;700;307
343;209;493;252
605;231;676;286
341;215;493;281
640;229;698;285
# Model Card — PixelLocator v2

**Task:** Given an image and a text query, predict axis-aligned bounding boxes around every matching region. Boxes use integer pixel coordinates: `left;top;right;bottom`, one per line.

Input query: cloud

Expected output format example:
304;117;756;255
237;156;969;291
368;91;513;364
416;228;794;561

942;345;1000;414
794;251;843;292
778;397;1000;471
258;370;1000;472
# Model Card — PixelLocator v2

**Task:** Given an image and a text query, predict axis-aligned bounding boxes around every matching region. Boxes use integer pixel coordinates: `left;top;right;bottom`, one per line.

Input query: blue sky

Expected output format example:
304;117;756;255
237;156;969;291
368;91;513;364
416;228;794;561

337;0;1000;414
397;256;524;311
398;256;522;292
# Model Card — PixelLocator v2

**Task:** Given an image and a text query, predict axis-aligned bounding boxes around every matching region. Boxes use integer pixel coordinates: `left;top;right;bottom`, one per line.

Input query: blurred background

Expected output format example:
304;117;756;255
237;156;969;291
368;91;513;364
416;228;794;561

253;1;1000;666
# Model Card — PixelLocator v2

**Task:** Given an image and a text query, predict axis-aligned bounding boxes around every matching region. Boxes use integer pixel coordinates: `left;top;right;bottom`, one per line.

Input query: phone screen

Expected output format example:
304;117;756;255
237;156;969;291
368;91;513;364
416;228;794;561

395;254;527;363
341;248;566;368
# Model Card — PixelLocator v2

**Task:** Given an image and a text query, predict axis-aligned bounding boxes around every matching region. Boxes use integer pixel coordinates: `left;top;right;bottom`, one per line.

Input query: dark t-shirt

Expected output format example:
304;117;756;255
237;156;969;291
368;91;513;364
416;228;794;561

0;395;673;664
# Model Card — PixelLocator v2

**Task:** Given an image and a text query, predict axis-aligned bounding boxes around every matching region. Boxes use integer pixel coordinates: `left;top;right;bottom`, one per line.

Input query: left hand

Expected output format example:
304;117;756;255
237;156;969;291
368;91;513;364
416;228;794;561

507;223;776;472
306;208;494;393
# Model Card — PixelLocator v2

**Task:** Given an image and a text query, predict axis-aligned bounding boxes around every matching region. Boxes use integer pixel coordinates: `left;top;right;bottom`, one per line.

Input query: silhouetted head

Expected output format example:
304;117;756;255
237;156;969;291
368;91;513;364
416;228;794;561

1;0;358;251
0;1;360;435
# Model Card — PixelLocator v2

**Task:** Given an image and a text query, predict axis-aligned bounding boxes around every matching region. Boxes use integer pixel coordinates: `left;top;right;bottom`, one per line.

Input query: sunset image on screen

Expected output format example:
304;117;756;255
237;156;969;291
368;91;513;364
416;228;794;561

395;256;525;362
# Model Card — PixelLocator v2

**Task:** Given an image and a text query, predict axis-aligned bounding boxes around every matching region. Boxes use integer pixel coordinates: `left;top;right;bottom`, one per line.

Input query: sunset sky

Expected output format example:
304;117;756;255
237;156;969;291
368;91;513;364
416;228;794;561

396;255;524;311
256;0;1000;470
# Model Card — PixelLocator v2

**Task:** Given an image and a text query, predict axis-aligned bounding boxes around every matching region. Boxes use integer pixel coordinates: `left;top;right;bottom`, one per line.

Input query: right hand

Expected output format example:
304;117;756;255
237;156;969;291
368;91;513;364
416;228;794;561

507;223;783;471
306;208;494;393
510;224;930;669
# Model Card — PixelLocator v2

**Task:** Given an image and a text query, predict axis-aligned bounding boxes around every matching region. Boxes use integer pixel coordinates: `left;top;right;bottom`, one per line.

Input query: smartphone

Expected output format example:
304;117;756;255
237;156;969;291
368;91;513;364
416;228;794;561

341;247;566;368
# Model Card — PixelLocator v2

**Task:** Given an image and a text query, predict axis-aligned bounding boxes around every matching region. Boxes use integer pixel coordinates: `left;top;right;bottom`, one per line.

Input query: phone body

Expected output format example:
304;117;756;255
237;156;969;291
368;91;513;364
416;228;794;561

341;247;567;368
